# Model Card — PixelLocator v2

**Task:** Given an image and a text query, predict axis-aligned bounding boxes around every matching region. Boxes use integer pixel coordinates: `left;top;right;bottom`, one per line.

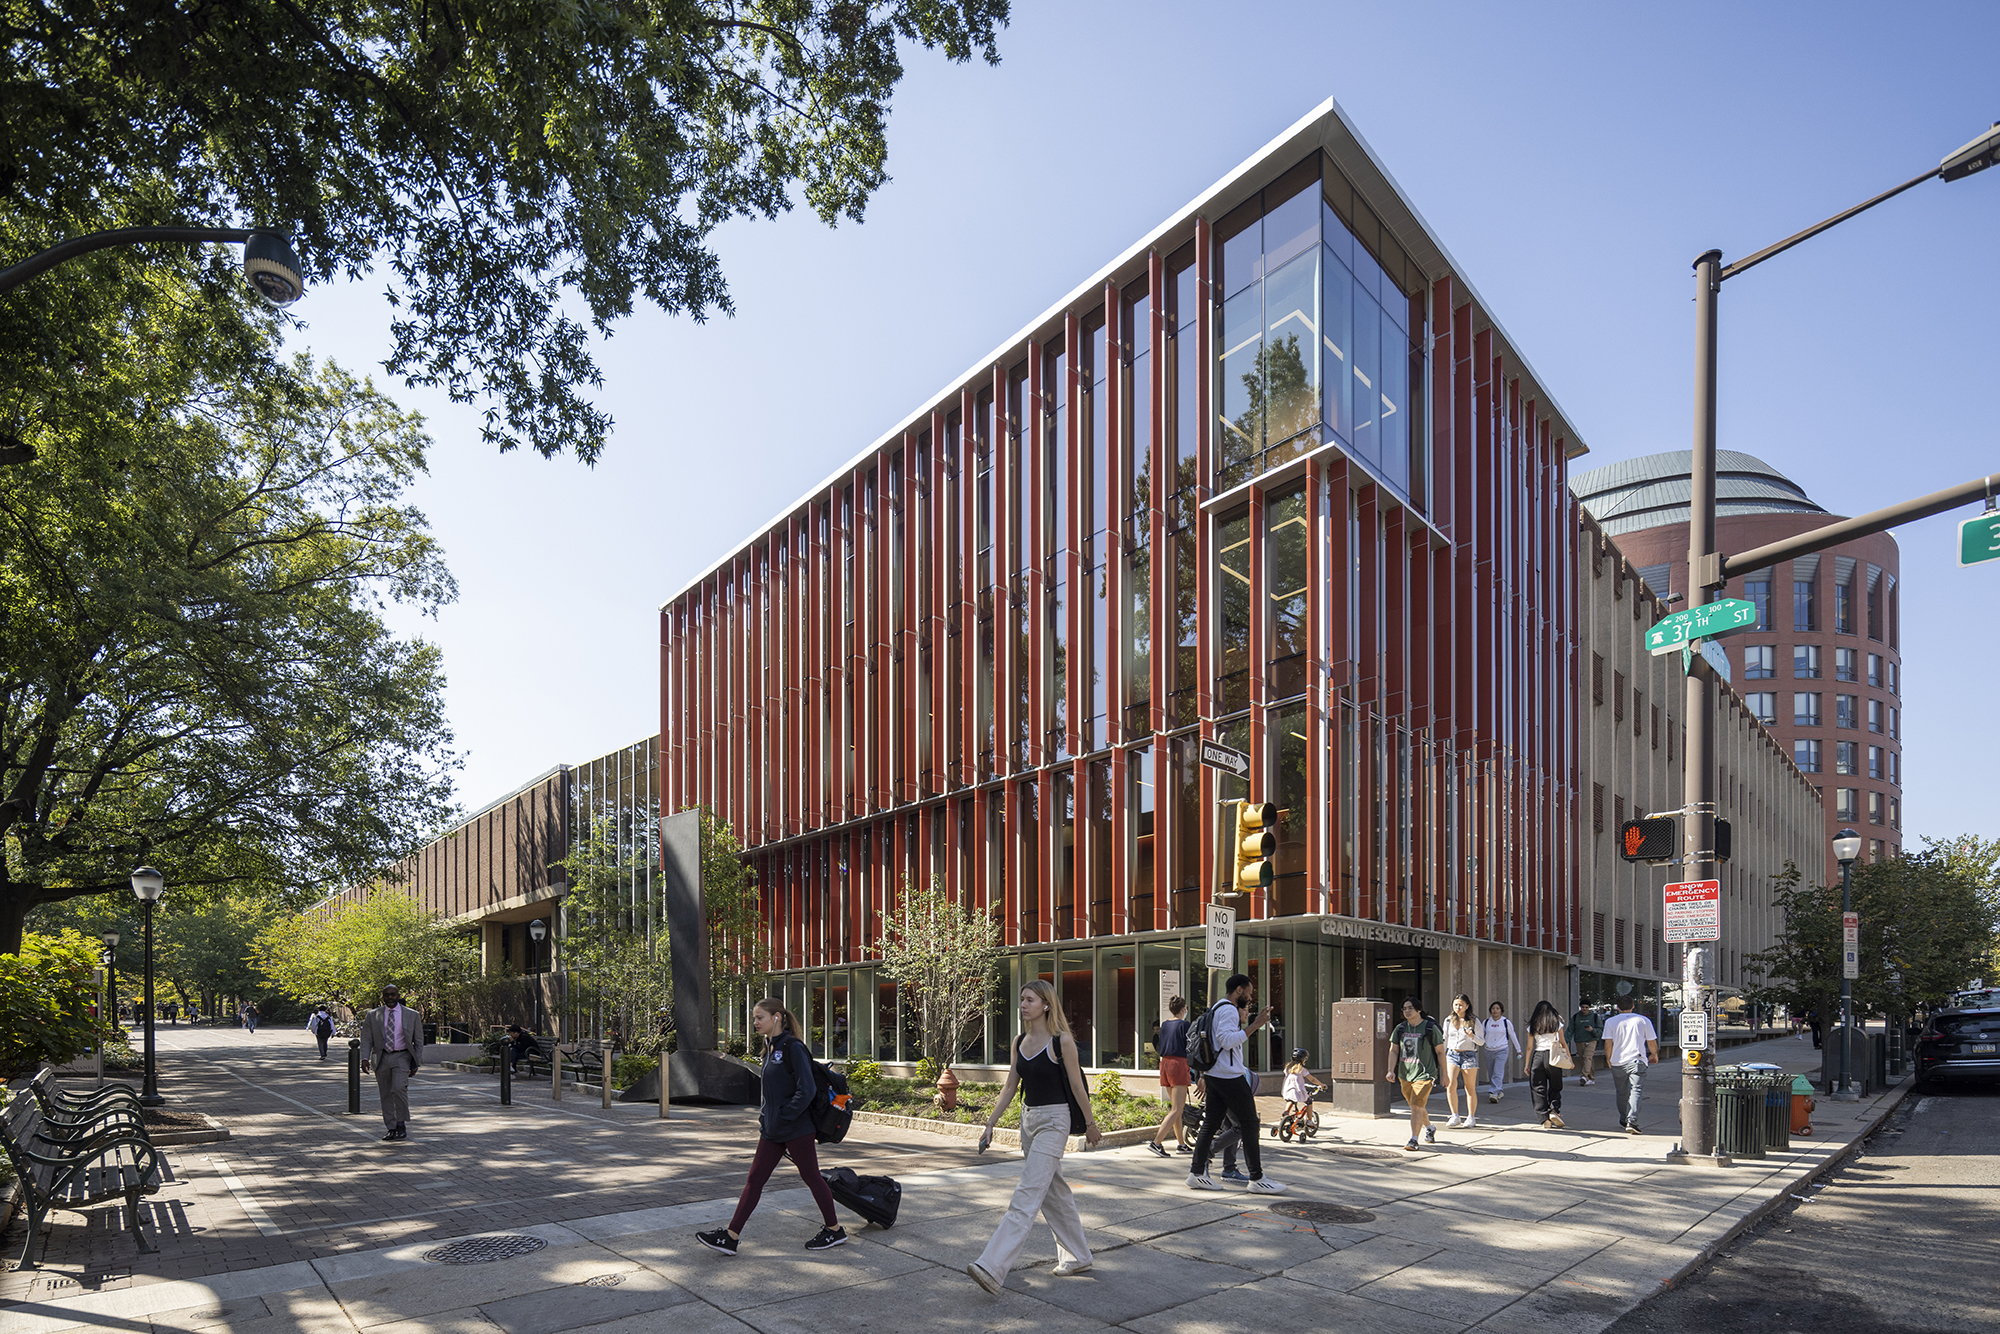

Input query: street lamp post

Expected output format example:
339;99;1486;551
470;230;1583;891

0;227;305;304
101;929;120;1028
130;866;165;1106
1832;828;1863;1100
528;918;549;1034
1674;121;2000;1162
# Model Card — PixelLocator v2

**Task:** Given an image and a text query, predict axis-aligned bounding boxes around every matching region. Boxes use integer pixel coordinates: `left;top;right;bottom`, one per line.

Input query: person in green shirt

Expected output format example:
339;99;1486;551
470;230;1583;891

1385;999;1447;1151
1567;1004;1604;1086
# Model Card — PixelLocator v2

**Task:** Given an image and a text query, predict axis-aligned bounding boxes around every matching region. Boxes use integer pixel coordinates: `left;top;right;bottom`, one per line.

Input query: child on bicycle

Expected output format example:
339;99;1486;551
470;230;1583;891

1276;1048;1323;1134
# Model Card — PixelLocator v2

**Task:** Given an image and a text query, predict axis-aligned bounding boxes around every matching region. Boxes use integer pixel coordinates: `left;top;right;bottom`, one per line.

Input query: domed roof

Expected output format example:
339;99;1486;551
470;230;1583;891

1570;450;1826;537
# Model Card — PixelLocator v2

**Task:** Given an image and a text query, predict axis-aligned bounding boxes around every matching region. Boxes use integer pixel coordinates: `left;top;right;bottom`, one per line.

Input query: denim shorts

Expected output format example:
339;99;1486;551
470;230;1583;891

1445;1048;1479;1070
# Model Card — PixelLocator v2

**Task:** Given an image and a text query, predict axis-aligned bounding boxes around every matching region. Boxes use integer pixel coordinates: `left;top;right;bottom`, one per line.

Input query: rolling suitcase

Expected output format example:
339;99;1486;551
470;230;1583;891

821;1166;901;1229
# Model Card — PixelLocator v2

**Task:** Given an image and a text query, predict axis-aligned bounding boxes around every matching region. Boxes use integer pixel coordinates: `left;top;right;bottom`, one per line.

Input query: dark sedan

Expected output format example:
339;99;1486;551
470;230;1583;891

1913;1005;2000;1090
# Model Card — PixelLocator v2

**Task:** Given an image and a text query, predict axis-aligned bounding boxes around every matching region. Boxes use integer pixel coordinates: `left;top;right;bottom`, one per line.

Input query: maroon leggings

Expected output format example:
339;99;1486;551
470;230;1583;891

728;1133;838;1234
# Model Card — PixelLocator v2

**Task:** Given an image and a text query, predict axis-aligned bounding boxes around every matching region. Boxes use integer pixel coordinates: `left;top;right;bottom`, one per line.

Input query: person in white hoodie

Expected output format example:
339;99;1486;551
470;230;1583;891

1185;974;1288;1195
1480;1001;1521;1103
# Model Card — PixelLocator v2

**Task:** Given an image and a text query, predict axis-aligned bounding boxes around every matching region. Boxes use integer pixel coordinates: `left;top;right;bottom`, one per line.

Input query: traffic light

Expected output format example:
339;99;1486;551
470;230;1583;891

1618;815;1676;863
1231;800;1277;893
1715;818;1732;863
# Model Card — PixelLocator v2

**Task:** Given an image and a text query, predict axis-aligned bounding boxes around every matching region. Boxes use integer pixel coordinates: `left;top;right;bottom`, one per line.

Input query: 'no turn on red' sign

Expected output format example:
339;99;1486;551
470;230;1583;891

1663;879;1722;943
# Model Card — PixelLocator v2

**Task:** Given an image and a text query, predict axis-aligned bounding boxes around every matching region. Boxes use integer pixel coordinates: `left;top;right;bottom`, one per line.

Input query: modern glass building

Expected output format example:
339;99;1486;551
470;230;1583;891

660;99;1597;1079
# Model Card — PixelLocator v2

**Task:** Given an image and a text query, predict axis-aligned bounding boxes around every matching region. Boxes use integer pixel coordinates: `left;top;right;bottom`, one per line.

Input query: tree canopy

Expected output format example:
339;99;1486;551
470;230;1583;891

0;249;456;952
1746;838;2000;1021
1;0;1009;464
252;890;477;1016
874;873;1001;1070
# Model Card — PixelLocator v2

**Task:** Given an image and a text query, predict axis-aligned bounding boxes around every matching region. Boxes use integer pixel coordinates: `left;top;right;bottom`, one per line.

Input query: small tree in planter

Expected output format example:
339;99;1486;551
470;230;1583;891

875;876;1004;1081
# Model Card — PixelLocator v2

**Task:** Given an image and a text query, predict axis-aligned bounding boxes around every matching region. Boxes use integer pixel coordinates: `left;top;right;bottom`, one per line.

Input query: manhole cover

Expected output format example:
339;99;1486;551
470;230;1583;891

1321;1145;1401;1160
1268;1202;1377;1226
581;1274;625;1288
422;1234;548;1265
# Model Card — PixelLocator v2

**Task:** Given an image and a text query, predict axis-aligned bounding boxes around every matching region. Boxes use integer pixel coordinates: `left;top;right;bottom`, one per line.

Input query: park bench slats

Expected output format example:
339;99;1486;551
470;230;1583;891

3;1068;164;1269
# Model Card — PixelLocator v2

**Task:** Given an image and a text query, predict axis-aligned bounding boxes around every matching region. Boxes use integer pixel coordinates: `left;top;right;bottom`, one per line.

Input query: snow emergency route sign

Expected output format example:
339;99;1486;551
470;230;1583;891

1662;879;1722;944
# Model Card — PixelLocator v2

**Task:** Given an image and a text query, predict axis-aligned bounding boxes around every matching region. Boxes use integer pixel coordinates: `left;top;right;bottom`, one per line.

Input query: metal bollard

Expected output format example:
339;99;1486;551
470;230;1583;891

602;1048;614;1109
347;1039;362;1114
659;1049;670;1121
499;1043;512;1106
553;1042;565;1102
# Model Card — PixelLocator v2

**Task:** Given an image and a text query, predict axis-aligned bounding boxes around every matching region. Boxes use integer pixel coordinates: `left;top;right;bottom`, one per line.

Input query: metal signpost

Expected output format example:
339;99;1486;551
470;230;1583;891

1959;509;2000;567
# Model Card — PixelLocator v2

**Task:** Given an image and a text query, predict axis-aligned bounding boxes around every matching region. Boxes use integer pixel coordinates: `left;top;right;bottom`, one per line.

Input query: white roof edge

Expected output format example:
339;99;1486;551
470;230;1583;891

660;94;1593;610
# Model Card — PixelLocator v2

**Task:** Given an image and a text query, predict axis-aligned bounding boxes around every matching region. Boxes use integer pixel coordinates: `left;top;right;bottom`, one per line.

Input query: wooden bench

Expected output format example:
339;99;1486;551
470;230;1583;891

2;1084;163;1268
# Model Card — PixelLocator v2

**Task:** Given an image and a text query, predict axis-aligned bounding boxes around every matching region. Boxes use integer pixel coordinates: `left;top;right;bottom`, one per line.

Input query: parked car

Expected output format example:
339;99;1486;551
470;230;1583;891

1913;1004;2000;1091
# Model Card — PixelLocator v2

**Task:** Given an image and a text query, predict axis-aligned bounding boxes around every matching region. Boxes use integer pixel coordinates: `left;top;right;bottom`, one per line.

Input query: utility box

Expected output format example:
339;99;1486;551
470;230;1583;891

1328;999;1394;1118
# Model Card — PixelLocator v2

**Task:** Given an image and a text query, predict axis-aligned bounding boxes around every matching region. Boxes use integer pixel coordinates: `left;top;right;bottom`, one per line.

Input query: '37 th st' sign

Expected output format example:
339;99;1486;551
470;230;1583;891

1644;598;1758;656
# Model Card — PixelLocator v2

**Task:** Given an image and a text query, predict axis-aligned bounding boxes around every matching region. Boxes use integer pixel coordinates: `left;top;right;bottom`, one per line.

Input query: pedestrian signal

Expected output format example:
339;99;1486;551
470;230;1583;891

1231;800;1277;893
1618;816;1676;863
1715;818;1732;863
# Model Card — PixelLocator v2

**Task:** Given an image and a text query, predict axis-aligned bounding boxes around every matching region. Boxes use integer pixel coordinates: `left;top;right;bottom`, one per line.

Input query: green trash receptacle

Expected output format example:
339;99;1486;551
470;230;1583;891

1741;1064;1790;1151
1715;1067;1767;1159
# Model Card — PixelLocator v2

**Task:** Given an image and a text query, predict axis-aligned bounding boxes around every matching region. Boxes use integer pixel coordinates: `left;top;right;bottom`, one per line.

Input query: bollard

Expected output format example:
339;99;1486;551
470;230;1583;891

659;1049;670;1121
499;1043;512;1106
347;1038;362;1114
553;1042;565;1102
602;1048;614;1109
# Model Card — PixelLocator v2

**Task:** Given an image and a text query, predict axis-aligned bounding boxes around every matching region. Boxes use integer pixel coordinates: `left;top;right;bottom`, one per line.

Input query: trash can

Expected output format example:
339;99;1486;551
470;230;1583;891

1740;1064;1789;1151
1715;1066;1767;1159
1790;1074;1816;1136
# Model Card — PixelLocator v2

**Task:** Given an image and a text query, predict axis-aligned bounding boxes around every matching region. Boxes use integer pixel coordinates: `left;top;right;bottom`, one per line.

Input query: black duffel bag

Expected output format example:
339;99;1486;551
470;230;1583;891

821;1166;901;1229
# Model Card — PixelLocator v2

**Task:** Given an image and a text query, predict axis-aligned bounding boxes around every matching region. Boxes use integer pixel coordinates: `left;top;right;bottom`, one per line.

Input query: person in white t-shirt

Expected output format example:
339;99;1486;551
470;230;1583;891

1479;1002;1520;1103
1599;994;1660;1134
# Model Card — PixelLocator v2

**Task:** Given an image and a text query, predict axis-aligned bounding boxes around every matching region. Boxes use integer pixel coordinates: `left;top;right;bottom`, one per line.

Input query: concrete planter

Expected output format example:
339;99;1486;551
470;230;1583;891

149;1114;231;1147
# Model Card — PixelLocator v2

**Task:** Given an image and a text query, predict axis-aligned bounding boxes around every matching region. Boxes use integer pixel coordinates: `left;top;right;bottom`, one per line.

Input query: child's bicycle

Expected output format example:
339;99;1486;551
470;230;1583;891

1277;1095;1321;1142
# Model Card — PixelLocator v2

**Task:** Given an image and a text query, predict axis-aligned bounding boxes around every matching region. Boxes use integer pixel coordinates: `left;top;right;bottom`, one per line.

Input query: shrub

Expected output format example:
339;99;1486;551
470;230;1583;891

613;1053;658;1088
844;1056;884;1097
914;1055;942;1086
1093;1069;1126;1100
0;931;112;1076
725;1036;747;1057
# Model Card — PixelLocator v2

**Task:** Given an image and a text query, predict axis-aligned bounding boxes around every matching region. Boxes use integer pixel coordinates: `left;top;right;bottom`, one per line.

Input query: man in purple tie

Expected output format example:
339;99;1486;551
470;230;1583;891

358;984;426;1141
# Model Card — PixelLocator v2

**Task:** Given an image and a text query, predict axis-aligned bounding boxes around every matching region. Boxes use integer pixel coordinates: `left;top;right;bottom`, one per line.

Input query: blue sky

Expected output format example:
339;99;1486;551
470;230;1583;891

288;1;2000;847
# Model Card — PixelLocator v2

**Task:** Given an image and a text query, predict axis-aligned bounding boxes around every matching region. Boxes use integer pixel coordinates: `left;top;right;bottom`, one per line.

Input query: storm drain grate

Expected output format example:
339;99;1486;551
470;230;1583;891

1267;1201;1377;1226
581;1274;625;1288
422;1234;548;1265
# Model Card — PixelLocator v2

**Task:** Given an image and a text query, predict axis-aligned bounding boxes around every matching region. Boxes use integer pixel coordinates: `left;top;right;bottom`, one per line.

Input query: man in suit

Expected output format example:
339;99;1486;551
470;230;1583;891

357;984;425;1141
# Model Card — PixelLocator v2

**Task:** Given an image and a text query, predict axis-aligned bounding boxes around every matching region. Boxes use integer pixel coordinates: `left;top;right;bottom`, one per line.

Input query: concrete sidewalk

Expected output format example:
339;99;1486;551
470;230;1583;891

2;1030;1908;1334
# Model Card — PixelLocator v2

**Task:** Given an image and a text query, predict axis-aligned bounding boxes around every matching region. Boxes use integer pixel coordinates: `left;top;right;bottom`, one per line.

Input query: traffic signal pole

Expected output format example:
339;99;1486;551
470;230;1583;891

1675;250;1724;1164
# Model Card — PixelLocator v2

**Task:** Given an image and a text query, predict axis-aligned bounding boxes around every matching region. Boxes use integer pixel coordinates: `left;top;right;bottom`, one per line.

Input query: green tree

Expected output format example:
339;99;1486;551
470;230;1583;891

698;807;766;1028
251;890;476;1019
3;0;1008;464
874;874;1002;1073
0;253;456;954
558;816;672;1047
0;929;111;1076
159;894;281;1020
1747;839;2000;1026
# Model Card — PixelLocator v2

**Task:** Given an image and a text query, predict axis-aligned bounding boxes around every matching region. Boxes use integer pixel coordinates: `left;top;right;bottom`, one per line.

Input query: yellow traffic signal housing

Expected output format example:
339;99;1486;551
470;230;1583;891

1231;801;1277;892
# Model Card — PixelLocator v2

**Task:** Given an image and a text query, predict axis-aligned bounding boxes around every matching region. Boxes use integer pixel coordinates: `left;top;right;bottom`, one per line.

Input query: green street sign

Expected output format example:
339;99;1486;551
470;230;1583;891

1646;597;1758;656
1960;509;2000;567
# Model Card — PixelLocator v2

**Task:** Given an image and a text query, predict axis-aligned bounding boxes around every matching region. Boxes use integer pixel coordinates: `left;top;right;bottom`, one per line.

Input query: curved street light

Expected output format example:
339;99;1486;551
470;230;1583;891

0;226;305;305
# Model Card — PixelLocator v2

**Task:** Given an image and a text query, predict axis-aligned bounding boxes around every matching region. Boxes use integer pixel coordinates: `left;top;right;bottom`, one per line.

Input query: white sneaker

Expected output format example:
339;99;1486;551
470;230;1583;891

1445;1114;1465;1128
1186;1173;1222;1191
1246;1176;1289;1194
1464;1116;1478;1128
966;1262;1001;1294
1052;1260;1092;1276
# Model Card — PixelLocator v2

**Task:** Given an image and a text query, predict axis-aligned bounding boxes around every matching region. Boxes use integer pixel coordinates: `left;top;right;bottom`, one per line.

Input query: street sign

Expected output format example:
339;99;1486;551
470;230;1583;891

1842;911;1858;944
1679;1009;1710;1051
1843;910;1860;978
1199;739;1250;778
1662;879;1722;943
1843;945;1860;979
1959;509;2000;567
1645;598;1759;656
1204;904;1237;970
1699;638;1732;683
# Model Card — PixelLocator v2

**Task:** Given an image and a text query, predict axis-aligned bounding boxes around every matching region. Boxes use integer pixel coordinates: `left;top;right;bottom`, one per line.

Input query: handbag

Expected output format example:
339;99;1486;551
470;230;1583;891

1550;1037;1575;1070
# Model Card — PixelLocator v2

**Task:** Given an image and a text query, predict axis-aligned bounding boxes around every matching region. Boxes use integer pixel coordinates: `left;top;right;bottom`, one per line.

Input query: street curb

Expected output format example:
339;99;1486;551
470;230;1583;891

850;1110;1164;1152
1654;1076;1913;1292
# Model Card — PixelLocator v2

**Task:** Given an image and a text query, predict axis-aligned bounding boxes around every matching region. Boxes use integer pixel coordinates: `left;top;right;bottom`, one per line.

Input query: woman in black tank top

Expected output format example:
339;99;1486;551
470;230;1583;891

966;979;1100;1294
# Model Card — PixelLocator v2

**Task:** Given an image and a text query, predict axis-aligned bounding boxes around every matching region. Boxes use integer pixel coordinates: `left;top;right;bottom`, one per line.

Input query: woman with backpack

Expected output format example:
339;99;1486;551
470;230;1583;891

966;978;1101;1294
695;998;847;1257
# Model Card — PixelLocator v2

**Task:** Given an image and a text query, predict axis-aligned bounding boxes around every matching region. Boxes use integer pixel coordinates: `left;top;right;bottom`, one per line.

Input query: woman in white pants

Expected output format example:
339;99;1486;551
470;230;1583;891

967;979;1102;1293
1479;1000;1521;1103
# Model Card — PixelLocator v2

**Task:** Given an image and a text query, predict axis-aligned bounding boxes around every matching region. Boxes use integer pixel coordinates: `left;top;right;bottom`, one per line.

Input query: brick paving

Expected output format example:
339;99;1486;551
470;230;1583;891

1;1026;974;1302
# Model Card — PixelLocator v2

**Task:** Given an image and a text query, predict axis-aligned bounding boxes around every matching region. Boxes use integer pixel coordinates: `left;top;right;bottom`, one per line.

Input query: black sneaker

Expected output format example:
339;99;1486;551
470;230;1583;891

695;1229;739;1256
804;1226;847;1252
1147;1141;1171;1158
